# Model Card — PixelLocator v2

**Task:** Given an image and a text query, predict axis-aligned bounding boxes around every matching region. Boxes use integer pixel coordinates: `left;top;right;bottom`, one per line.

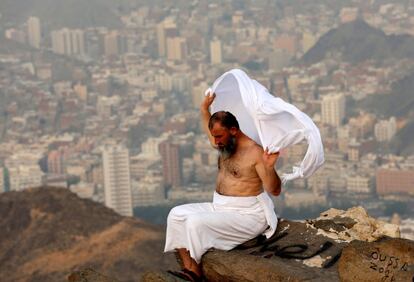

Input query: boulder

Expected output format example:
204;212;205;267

338;237;414;282
308;206;400;242
200;207;410;282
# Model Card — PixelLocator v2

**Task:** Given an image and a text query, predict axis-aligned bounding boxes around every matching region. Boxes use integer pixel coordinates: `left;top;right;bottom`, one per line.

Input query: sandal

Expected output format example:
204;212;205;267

167;269;203;282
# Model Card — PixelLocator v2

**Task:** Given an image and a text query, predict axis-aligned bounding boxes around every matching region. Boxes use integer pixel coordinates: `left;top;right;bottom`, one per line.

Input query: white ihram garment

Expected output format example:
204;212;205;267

164;191;277;263
207;69;324;183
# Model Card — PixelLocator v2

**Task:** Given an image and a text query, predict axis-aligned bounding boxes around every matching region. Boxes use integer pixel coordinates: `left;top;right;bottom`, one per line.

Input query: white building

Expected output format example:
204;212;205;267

321;93;345;127
131;174;165;207
70;182;95;199
374;117;397;142
96;96;121;118
27;17;41;48
166;37;187;61
210;39;222;64
284;190;327;209
8;165;44;191
156;19;177;57
346;174;373;194
102;145;133;216
155;71;173;92
51;28;86;56
140;134;170;158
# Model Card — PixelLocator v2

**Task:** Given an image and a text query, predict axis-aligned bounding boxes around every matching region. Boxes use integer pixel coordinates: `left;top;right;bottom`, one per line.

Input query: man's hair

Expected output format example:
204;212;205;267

208;111;240;130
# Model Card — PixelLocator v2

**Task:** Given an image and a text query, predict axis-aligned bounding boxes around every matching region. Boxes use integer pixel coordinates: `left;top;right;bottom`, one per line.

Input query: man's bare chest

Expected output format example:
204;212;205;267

218;155;256;179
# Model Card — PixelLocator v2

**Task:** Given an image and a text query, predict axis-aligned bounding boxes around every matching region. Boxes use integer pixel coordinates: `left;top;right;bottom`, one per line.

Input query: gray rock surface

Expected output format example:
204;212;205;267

201;219;343;282
200;207;411;282
338;237;414;282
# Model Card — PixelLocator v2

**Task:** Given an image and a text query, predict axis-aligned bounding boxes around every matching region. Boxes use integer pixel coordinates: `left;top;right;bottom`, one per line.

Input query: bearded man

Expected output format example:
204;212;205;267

164;93;281;281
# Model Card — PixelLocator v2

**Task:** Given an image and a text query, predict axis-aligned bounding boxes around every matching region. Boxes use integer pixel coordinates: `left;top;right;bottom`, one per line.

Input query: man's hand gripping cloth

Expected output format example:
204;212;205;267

206;69;324;184
164;191;276;263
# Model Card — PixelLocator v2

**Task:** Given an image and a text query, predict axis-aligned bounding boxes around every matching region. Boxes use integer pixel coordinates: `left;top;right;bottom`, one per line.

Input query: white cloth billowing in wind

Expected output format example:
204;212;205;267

206;69;324;183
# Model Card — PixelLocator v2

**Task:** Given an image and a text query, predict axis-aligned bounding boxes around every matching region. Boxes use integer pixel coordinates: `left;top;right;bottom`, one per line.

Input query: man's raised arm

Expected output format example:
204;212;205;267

200;93;216;147
255;147;282;196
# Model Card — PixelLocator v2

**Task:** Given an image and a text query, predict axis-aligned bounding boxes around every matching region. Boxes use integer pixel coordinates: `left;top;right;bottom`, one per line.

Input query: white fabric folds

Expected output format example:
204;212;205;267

207;69;324;183
164;191;277;263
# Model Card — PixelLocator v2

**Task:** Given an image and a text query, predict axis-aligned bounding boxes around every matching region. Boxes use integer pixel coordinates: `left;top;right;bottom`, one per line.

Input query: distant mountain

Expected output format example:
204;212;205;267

301;20;414;64
360;70;414;118
359;70;414;155
0;187;175;282
0;0;123;28
391;120;414;155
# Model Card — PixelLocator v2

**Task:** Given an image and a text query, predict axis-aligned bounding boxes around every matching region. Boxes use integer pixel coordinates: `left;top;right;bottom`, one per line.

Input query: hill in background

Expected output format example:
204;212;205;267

301;20;414;64
0;187;175;282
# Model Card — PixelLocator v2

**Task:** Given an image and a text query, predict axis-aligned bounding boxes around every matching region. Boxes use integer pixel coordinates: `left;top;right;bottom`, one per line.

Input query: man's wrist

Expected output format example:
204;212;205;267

200;107;210;114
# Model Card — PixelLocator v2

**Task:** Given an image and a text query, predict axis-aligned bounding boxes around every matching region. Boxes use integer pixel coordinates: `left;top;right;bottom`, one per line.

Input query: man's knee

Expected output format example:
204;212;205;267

167;205;192;222
167;206;180;222
185;214;204;231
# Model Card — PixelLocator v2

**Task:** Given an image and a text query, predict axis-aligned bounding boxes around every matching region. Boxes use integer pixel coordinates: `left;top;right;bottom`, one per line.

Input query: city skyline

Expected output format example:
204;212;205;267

0;1;412;240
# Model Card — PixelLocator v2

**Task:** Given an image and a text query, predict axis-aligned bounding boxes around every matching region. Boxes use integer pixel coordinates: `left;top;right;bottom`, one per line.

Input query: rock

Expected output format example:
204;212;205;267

140;271;186;282
338;237;414;282
202;220;342;282
68;269;187;282
200;207;411;282
202;250;338;282
67;268;119;282
309;206;400;242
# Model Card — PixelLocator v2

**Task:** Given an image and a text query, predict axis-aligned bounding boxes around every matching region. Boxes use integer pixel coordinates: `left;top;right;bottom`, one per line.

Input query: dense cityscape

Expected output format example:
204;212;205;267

0;0;413;240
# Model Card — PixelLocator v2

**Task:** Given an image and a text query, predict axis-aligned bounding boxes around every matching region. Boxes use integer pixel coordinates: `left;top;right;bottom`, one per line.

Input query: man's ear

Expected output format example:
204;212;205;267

230;127;238;135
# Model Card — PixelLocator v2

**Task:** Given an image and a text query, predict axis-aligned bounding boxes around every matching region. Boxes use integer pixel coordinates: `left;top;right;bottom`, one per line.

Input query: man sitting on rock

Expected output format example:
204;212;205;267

164;93;281;281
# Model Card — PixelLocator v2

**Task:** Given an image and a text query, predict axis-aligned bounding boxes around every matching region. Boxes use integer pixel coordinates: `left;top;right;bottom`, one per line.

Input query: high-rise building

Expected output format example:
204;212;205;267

27;17;41;48
156;19;178;57
47;150;66;175
192;81;209;109
102;145;133;216
210;39;222;64
321;93;345;127
374;117;397;142
166;37;187;61
104;31;128;56
159;141;182;187
51;28;86;56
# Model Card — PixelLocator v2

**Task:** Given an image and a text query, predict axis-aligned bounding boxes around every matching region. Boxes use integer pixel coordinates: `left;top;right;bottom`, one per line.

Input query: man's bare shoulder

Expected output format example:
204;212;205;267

243;141;264;159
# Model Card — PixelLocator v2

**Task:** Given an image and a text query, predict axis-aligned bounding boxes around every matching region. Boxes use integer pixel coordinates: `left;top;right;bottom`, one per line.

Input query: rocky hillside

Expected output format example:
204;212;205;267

0;187;175;282
301;20;414;64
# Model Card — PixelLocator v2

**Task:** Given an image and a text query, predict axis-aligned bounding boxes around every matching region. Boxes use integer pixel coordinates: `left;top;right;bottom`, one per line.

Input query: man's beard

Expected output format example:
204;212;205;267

217;136;236;159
